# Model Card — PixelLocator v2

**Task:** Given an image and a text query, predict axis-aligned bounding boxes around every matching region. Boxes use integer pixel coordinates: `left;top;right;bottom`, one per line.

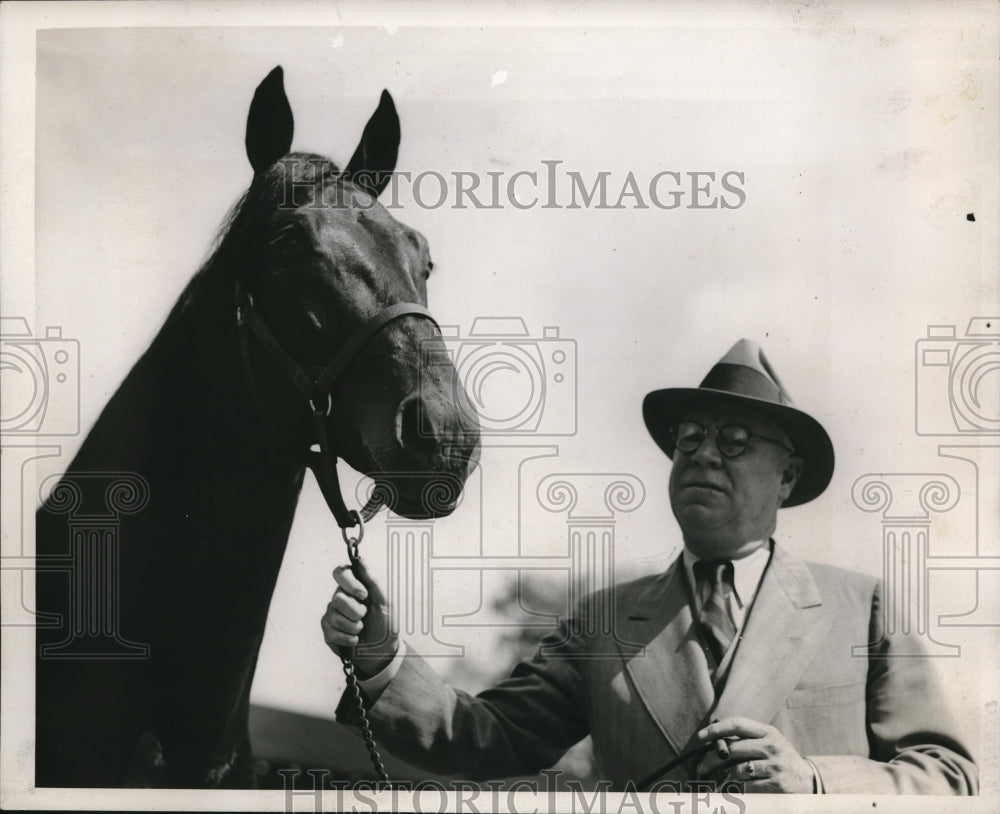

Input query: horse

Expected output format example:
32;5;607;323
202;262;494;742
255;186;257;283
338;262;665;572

35;66;481;788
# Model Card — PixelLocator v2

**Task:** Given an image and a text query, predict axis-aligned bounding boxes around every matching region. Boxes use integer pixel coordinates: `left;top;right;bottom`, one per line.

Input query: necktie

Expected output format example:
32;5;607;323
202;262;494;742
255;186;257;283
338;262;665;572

693;559;737;664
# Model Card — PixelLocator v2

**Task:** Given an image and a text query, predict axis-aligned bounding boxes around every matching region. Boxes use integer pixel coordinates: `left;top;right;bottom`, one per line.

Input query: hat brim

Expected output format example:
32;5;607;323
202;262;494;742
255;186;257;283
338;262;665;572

642;387;834;508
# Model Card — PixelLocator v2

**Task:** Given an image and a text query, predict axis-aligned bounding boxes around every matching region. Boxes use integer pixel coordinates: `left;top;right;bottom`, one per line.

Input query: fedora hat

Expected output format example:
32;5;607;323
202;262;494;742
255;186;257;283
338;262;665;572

642;338;834;507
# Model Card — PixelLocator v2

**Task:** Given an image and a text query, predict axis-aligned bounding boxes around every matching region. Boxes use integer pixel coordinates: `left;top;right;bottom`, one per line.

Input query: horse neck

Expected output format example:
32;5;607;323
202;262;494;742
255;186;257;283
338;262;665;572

71;266;305;486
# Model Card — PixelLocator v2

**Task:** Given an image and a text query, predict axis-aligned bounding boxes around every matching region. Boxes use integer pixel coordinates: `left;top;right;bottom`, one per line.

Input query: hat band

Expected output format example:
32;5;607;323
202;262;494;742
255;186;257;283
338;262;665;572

698;363;789;405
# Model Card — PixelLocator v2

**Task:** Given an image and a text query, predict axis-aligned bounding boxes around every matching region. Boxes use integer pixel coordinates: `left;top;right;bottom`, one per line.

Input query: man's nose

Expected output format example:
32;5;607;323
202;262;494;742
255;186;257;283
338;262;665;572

689;431;724;466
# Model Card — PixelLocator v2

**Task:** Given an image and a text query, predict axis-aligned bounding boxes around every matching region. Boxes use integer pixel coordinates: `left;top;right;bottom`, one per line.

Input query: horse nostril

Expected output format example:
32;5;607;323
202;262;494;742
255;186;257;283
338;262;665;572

397;396;438;459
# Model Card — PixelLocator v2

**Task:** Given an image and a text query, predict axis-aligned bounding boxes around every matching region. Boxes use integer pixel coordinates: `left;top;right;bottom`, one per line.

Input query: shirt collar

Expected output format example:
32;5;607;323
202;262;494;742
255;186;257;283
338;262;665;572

682;541;773;608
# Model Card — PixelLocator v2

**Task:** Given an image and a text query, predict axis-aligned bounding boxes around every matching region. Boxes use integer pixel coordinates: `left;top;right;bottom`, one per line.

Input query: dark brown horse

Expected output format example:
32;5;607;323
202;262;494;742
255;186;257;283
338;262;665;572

35;67;481;788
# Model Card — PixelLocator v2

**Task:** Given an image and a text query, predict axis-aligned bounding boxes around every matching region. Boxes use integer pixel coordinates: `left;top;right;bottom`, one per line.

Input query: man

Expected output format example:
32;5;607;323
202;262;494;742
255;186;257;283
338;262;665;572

322;339;977;794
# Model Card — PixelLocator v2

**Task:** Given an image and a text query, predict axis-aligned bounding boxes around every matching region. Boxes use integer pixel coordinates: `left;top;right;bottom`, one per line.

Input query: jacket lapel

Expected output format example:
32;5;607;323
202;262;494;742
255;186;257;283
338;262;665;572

617;560;715;754
712;545;834;725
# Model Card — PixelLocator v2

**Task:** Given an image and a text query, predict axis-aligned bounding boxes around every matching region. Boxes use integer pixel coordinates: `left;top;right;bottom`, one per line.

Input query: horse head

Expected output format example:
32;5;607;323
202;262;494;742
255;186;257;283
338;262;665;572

235;67;481;520
35;66;484;789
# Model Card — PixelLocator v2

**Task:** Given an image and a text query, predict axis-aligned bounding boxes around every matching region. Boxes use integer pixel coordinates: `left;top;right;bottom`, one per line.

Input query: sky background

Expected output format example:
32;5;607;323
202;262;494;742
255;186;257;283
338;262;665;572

3;2;998;801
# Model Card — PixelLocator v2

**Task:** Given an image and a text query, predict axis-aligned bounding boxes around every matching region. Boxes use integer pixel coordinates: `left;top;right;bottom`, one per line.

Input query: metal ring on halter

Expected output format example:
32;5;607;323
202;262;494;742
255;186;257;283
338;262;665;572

235;290;253;325
342;509;364;546
309;393;333;417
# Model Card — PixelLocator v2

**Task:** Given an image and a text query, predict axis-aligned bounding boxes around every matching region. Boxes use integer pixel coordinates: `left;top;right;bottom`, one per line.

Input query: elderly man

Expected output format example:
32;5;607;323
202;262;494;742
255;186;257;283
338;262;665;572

323;339;977;794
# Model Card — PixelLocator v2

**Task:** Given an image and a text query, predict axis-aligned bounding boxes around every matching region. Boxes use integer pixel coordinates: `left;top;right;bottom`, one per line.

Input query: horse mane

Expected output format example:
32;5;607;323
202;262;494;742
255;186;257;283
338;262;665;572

163;153;342;328
67;154;344;465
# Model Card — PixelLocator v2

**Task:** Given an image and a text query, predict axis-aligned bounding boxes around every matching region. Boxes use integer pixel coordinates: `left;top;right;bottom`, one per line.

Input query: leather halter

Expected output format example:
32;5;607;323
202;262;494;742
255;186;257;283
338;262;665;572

236;288;438;535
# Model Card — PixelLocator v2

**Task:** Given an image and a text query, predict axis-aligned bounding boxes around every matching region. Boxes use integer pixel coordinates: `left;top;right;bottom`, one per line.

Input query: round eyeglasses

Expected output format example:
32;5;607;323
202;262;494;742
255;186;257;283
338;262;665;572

670;421;795;459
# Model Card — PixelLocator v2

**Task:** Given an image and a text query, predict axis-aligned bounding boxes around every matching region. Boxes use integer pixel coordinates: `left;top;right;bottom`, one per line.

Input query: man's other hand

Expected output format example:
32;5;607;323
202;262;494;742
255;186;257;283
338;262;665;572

695;717;815;793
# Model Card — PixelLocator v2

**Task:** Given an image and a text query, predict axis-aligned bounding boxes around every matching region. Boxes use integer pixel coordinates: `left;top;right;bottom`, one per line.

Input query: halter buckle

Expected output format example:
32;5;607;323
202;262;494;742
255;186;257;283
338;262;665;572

235;291;254;326
309;392;333;418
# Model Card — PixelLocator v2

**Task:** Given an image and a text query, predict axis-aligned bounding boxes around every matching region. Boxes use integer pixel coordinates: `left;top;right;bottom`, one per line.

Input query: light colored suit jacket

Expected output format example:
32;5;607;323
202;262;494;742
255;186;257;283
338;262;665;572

337;546;977;793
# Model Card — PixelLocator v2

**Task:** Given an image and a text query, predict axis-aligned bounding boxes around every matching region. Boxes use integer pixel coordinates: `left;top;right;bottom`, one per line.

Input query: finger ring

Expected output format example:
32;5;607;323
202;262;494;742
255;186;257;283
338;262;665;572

745;761;756;777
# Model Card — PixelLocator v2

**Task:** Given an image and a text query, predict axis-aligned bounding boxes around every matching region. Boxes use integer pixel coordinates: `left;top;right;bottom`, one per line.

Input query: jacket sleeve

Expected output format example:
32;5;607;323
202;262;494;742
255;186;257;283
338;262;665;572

809;580;978;794
335;612;591;780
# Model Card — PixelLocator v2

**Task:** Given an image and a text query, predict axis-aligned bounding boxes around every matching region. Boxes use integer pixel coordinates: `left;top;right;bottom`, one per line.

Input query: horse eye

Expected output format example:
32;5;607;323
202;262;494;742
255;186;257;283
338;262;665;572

270;226;306;261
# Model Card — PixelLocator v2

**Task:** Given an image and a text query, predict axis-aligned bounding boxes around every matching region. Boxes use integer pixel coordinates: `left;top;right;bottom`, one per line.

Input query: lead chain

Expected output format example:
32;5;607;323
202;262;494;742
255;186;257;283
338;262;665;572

342;658;390;783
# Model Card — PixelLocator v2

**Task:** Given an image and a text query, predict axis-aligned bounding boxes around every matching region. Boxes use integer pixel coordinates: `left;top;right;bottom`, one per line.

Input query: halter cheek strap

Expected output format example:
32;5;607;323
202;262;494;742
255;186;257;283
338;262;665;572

238;287;431;786
236;289;438;533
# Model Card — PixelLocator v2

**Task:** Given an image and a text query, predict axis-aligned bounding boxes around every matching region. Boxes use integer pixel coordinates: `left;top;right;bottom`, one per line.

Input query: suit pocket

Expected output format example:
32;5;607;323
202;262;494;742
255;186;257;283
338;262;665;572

785;681;864;709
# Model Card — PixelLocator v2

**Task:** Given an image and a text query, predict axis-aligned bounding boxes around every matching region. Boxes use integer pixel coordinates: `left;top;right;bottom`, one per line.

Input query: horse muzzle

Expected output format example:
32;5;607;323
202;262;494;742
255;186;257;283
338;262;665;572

358;390;480;519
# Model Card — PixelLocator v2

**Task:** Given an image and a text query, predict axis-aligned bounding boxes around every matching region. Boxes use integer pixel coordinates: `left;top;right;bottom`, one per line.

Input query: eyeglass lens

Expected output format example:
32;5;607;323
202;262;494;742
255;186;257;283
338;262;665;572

673;422;751;457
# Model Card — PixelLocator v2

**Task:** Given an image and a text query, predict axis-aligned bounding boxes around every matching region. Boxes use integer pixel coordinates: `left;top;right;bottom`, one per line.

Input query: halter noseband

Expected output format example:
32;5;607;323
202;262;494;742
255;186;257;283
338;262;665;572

236;288;438;537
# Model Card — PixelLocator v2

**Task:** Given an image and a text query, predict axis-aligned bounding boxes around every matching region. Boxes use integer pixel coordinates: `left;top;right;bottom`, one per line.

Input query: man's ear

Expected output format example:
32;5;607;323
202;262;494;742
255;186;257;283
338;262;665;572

778;455;804;502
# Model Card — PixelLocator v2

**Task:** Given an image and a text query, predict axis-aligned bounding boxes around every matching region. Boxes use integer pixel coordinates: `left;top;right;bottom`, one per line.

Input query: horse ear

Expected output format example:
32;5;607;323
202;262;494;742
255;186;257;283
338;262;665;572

343;90;399;198
246;66;294;175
